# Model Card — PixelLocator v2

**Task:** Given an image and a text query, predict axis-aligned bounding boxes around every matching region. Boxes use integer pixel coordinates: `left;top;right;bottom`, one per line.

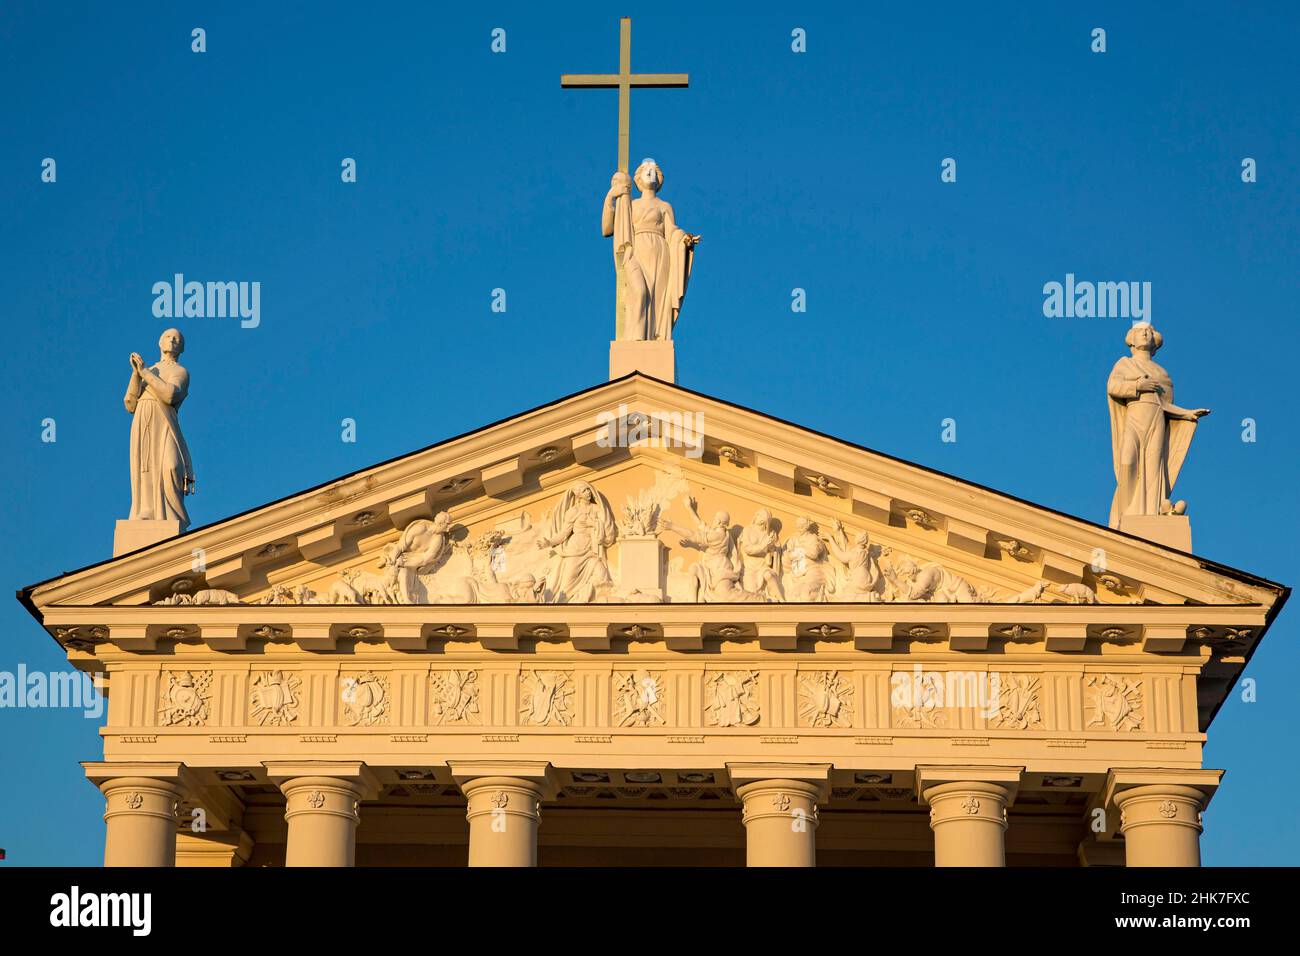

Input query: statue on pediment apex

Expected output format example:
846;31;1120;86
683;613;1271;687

603;159;699;341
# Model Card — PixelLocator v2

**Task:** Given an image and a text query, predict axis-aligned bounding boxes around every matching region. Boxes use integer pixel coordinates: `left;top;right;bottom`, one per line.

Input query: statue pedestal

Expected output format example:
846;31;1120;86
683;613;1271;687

610;340;675;383
1119;515;1192;553
114;519;184;557
618;536;666;599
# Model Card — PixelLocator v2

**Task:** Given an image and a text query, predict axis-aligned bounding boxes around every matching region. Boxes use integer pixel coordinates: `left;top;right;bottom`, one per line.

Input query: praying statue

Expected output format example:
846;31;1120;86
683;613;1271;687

602;158;700;340
1106;323;1210;527
124;328;194;528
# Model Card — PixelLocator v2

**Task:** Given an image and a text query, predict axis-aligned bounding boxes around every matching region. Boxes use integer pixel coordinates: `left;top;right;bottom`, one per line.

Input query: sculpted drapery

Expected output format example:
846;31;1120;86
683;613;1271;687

536;481;618;603
1106;324;1209;528
603;159;699;341
125;328;194;528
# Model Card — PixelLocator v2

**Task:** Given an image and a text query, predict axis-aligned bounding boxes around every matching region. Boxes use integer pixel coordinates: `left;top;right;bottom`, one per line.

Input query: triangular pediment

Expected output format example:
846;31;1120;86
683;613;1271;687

22;374;1284;614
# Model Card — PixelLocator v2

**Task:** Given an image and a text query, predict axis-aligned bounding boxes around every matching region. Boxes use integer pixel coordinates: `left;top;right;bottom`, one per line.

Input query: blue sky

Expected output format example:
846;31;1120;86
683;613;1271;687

2;1;1296;864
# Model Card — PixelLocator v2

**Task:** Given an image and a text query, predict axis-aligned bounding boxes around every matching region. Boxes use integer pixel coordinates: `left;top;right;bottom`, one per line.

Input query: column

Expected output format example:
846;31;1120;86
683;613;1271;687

265;762;380;867
1106;769;1222;868
917;766;1023;867
84;761;191;867
451;761;557;867
728;763;830;867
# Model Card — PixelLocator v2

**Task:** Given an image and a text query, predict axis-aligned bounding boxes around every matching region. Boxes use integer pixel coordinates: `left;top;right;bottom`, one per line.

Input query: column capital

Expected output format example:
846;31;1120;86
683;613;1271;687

1102;767;1223;811
83;760;195;790
262;760;382;800
726;762;832;802
449;760;559;800
916;765;1024;804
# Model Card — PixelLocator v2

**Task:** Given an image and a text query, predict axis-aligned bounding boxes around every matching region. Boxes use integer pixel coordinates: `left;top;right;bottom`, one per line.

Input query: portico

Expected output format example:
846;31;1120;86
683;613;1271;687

79;756;1223;868
22;373;1283;868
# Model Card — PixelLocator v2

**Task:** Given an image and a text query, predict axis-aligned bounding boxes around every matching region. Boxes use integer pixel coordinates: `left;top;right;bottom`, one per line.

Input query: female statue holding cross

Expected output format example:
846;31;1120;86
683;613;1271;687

602;158;700;341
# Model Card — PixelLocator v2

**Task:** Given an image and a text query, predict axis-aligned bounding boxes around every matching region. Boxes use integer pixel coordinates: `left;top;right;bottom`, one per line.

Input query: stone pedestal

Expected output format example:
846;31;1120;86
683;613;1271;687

451;761;557;867
1119;514;1192;552
114;518;185;556
266;762;379;867
618;535;666;599
610;339;675;382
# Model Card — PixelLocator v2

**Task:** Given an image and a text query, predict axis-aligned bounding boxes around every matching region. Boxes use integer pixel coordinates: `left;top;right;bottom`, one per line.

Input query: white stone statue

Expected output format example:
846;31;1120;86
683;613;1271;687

738;509;785;600
535;481;618;602
124;328;194;527
383;512;455;603
1107;323;1210;526
782;517;833;602
659;498;766;602
883;556;981;603
602;159;700;340
826;520;885;601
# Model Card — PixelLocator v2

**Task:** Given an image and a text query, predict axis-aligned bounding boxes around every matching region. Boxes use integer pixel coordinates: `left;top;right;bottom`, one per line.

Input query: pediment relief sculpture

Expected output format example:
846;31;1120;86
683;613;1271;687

138;467;1172;609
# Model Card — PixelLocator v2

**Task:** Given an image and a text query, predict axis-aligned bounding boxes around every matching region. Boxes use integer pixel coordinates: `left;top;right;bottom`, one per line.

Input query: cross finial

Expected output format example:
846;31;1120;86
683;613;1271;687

561;18;689;173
